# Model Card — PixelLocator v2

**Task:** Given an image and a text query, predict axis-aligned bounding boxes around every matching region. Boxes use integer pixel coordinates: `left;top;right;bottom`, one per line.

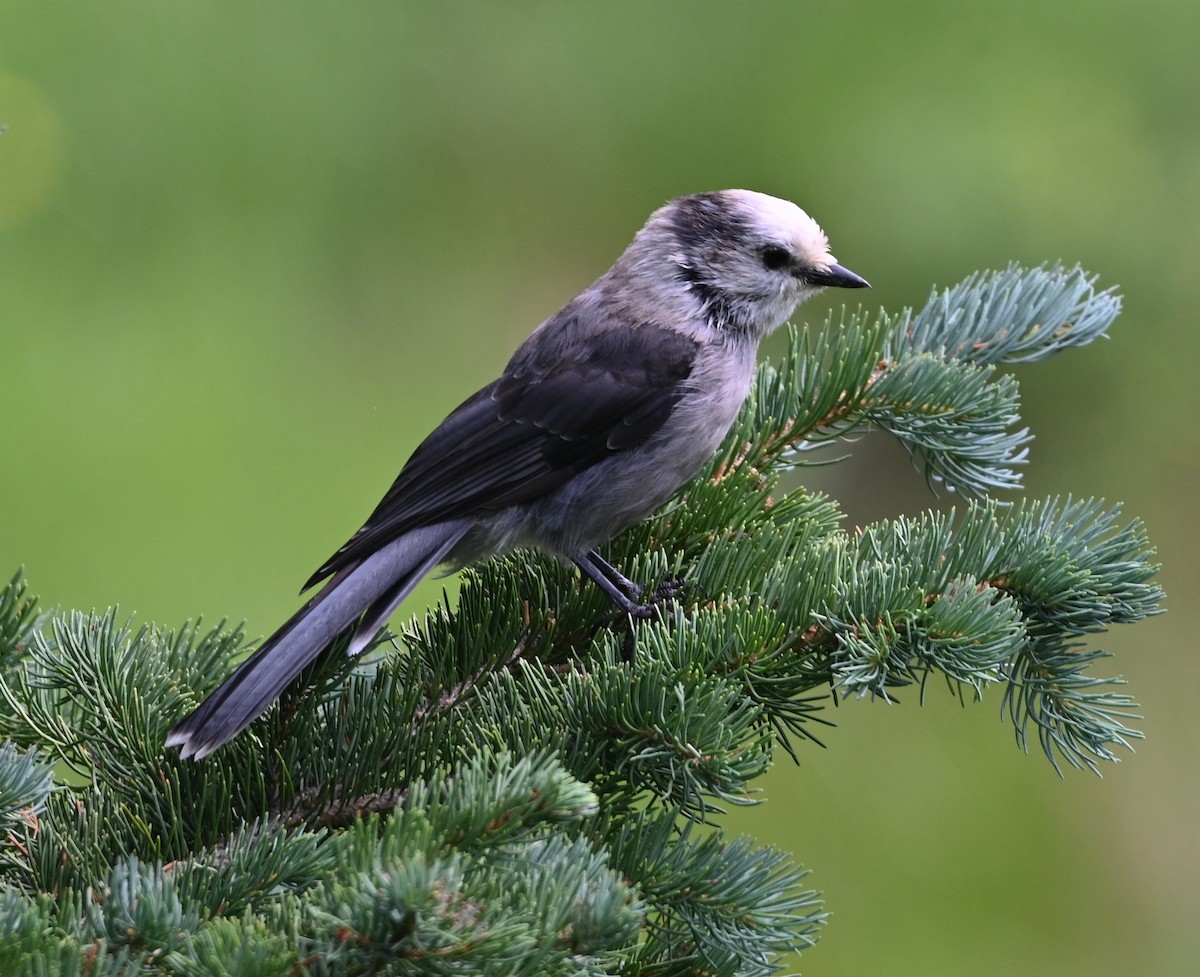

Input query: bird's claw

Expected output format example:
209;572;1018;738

625;575;684;620
618;576;687;659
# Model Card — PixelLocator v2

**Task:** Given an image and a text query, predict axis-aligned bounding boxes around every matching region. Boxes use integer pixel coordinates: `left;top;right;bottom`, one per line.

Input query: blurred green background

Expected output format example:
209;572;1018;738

2;2;1196;973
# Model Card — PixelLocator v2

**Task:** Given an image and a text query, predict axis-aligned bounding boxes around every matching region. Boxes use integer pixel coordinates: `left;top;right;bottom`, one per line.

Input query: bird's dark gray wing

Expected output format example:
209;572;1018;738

303;323;699;590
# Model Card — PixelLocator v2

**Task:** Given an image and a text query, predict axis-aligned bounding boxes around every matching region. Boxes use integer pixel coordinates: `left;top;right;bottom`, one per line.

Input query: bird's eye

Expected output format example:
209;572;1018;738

760;246;790;271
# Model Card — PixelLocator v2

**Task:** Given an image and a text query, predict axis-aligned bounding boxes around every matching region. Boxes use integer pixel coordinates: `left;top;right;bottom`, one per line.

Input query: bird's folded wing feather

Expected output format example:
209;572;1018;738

303;323;699;590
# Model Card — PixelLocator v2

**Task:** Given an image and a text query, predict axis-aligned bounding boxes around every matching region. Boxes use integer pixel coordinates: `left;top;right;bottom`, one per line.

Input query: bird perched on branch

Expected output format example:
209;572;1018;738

167;189;868;758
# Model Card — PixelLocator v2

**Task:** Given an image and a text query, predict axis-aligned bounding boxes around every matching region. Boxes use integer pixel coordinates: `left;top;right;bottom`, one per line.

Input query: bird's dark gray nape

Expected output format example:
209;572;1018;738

664;193;755;328
666;192;754;251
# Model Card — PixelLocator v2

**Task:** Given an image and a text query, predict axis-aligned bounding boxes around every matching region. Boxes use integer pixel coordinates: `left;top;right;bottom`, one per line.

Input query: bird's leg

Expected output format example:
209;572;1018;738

573;550;683;620
594;550;685;606
580;550;643;600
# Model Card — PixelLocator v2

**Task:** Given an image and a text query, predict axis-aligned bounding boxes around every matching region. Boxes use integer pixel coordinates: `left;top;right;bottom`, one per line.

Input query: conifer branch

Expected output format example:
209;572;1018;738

0;264;1162;974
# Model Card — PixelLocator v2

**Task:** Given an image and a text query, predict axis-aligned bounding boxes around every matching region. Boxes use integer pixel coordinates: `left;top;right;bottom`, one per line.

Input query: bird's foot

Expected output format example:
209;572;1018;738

619;576;686;660
624;575;685;619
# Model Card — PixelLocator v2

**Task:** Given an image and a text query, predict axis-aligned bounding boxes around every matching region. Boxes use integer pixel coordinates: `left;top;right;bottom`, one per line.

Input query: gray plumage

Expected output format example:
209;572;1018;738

167;189;869;759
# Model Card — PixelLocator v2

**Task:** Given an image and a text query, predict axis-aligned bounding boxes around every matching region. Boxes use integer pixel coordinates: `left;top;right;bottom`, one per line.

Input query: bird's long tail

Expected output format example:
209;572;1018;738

166;519;472;759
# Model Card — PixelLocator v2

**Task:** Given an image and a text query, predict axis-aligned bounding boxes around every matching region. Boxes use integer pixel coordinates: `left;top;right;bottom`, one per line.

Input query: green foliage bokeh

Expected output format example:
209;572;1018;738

1;3;1195;974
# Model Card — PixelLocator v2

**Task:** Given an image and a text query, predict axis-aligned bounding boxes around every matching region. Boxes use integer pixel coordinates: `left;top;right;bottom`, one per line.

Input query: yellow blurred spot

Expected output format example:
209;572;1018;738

0;73;63;230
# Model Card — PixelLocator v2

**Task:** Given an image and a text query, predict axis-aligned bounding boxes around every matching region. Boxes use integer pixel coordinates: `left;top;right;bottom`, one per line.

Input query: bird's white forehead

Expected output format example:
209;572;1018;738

723;189;832;267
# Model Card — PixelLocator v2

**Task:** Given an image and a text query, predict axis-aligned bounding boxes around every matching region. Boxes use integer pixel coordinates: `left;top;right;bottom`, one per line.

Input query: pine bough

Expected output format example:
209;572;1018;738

0;264;1162;975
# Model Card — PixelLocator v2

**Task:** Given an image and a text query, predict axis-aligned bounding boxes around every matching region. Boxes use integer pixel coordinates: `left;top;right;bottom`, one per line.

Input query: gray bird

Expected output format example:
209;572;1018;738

167;189;868;759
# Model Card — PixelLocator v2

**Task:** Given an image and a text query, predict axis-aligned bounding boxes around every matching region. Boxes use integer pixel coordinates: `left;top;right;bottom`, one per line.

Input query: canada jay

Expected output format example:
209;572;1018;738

167;189;868;758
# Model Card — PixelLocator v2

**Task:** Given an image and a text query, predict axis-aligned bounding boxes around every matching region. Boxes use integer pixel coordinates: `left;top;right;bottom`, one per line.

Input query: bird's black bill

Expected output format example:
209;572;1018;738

807;263;870;289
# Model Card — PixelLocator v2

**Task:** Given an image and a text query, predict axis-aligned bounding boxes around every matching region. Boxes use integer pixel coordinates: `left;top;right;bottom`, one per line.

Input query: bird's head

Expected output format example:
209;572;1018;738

636;189;869;337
